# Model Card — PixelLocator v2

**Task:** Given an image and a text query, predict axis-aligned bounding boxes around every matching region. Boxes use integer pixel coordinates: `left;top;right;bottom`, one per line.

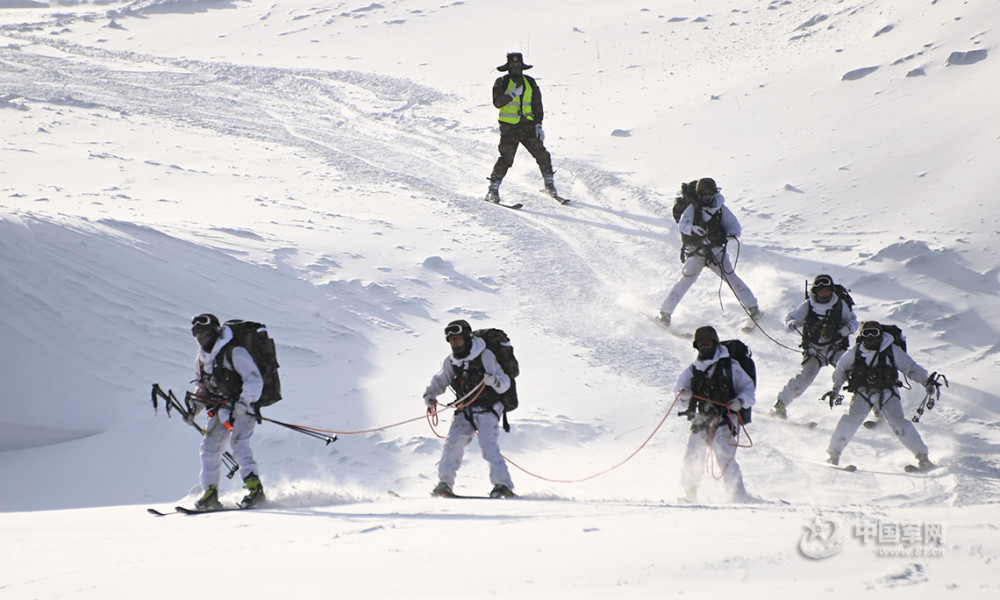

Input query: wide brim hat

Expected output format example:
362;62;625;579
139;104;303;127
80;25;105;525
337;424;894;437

497;52;533;72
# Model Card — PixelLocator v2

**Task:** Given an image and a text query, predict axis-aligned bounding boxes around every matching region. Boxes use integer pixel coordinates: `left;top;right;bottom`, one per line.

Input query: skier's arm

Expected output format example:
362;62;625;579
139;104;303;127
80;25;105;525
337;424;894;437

530;76;544;122
231;346;263;406
719;203;743;238
784;302;810;329
492;76;512;109
730;363;755;409
893;347;930;386
479;350;511;394
831;350;855;392
423;357;455;400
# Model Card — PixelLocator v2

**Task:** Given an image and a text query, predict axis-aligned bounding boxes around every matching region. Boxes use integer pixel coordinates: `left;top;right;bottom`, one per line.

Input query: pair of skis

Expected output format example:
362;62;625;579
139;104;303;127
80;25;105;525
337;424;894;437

148;505;256;516
485;189;570;210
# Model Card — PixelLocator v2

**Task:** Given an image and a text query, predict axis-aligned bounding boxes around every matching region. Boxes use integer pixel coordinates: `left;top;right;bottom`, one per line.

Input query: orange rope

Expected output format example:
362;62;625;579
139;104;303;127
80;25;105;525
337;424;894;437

499;392;683;483
266;382;486;436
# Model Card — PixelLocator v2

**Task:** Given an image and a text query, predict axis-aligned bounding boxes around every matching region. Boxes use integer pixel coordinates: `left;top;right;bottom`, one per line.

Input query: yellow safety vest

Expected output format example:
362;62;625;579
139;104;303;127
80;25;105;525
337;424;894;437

498;78;534;124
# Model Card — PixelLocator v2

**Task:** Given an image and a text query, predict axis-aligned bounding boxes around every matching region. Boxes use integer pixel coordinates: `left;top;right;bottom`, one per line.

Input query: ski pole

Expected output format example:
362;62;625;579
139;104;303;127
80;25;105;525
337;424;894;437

912;372;948;423
258;416;337;445
151;384;240;478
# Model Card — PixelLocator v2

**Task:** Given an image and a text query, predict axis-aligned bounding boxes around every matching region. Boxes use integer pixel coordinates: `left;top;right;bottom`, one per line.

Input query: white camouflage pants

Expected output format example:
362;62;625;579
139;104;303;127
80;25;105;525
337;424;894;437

200;409;259;489
827;389;929;458
777;349;846;407
660;252;757;315
437;403;514;490
681;414;748;500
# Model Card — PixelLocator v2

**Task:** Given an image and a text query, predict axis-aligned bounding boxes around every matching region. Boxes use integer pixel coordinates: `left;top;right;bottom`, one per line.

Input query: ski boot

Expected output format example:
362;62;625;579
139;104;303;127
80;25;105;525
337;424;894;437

770;400;788;420
542;172;558;197
195;484;223;511
239;473;265;509
826;450;841;466
915;452;934;470
431;481;456;498
678;487;698;504
489;484;516;499
485;178;502;203
657;311;671;327
747;306;762;321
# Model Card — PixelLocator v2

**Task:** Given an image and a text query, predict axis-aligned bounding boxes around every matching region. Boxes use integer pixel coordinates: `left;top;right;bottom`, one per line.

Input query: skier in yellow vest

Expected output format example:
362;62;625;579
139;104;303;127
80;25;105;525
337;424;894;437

486;52;559;204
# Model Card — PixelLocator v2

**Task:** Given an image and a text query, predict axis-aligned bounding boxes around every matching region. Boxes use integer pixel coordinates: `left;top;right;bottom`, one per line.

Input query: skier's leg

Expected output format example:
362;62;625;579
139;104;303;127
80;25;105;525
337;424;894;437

661;255;707;314
712;420;748;500
827;394;872;458
229;411;259;478
474;408;514;489
776;358;822;408
199;415;230;490
680;423;710;495
437;414;476;488
880;394;930;456
489;125;520;181
712;256;758;309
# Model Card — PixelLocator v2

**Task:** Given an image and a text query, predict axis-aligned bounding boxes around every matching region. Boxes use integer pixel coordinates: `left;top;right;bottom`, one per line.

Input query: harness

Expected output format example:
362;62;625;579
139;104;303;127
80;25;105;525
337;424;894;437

681;207;727;263
688;359;737;419
845;345;901;398
801;299;848;365
450;354;501;427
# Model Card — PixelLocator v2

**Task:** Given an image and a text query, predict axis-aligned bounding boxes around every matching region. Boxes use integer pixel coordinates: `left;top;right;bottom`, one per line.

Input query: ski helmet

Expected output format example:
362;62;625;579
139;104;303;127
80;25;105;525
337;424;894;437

859;320;883;350
810;274;835;303
695;177;717;198
191;313;221;352
693;325;720;359
444;319;473;358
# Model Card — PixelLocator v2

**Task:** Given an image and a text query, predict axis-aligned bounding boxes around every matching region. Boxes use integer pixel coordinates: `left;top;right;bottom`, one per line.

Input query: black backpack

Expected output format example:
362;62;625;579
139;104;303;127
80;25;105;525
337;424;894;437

672;180;699;223
720;339;755;424
219;320;282;410
473;328;519;430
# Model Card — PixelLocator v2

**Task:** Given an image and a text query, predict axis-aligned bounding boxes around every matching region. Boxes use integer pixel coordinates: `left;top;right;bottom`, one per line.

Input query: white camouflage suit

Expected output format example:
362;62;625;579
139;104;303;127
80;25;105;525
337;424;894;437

660;192;758;316
827;334;931;459
193;326;263;490
423;337;514;491
777;294;859;408
674;344;756;501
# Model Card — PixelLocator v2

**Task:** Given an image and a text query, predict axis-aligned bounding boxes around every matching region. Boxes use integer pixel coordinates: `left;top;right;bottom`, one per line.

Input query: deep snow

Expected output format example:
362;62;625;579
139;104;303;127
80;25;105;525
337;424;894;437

1;0;999;598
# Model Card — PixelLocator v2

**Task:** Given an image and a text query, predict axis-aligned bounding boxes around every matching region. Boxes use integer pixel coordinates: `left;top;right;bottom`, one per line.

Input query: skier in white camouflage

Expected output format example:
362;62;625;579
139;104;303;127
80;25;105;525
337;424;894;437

188;313;266;510
659;178;759;327
423;319;516;499
674;325;757;503
823;320;940;471
771;274;859;420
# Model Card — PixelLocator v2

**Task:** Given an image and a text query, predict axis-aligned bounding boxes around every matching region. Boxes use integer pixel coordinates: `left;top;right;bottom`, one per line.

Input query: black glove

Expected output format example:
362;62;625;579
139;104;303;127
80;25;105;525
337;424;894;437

821;390;843;408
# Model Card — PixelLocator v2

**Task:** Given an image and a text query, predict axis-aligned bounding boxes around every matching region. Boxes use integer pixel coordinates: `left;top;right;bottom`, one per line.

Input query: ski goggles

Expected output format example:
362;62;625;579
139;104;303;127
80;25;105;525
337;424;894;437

444;324;466;338
694;338;717;348
192;315;214;327
812;275;833;289
860;327;882;338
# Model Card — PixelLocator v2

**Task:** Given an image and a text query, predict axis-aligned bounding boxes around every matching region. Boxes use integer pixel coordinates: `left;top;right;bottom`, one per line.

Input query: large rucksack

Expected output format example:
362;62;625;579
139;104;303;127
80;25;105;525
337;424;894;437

720;339;755;424
672;180;699;223
219;319;282;410
473;328;519;431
